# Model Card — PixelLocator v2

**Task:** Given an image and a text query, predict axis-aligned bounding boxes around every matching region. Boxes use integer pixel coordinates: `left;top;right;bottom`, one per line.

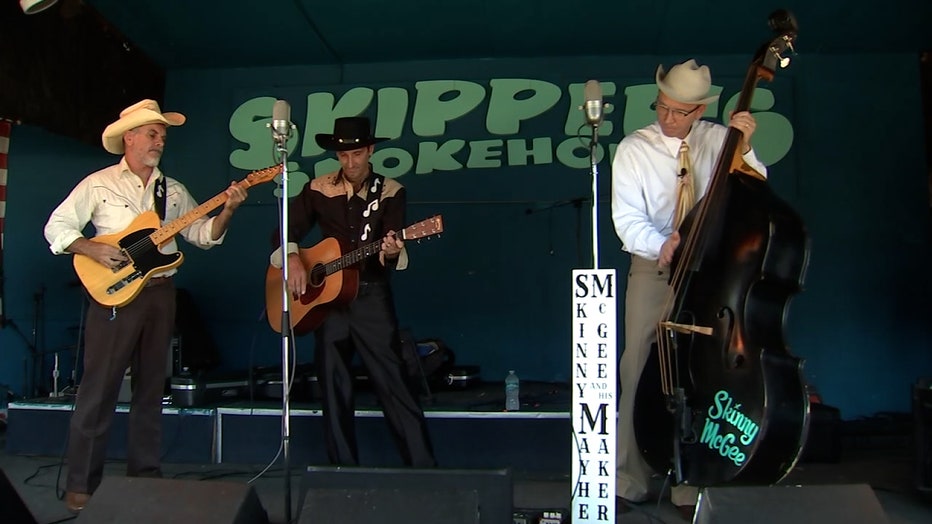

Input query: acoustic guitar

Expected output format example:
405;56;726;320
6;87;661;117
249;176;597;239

265;215;444;335
73;165;282;307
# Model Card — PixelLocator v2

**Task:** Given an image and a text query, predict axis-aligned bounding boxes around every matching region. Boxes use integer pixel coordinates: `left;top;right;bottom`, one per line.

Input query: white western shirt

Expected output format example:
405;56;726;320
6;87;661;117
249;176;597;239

44;158;225;276
610;120;767;260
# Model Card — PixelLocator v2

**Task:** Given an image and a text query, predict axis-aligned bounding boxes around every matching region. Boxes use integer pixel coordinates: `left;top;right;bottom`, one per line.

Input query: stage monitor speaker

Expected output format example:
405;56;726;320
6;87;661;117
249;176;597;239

694;483;889;524
296;466;513;524
75;477;268;524
0;467;38;524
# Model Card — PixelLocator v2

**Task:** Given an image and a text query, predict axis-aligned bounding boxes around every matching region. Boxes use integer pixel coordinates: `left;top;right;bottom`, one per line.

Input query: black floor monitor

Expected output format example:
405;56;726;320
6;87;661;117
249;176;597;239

296;466;513;524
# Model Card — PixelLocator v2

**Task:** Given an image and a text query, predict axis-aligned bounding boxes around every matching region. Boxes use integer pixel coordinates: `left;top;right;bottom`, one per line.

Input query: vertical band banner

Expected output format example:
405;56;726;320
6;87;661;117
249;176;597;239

571;269;617;522
0;120;10;325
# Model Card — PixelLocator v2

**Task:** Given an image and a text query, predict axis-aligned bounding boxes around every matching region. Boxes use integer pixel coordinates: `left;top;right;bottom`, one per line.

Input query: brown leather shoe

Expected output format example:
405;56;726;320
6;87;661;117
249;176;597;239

675;504;696;521
65;491;90;513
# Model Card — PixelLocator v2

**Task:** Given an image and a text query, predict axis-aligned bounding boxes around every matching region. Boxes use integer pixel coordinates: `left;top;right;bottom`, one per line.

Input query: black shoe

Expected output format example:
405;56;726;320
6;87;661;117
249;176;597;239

675;504;696;521
616;496;634;515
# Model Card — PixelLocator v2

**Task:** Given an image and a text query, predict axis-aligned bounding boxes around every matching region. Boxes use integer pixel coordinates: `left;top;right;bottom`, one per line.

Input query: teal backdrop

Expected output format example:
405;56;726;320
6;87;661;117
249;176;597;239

1;53;929;421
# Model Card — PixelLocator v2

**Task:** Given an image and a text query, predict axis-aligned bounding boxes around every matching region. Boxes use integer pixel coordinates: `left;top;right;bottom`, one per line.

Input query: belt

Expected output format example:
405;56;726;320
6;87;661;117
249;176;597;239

145;275;174;288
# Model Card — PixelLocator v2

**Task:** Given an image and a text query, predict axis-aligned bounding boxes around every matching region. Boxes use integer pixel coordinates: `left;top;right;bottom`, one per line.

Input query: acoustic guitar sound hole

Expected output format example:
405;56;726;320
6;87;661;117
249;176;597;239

309;264;326;288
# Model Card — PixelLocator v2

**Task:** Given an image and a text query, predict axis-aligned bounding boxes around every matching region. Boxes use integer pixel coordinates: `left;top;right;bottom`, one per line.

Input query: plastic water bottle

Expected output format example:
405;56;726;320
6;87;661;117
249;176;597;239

505;370;520;411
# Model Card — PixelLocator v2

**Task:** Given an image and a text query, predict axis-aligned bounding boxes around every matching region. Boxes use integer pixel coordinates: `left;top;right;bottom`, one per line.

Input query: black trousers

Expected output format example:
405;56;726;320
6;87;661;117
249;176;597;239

66;279;176;494
314;281;436;468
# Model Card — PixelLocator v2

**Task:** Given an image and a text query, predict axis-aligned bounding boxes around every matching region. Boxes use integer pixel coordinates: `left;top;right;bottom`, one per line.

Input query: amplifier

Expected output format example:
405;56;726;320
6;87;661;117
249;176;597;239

802;402;842;463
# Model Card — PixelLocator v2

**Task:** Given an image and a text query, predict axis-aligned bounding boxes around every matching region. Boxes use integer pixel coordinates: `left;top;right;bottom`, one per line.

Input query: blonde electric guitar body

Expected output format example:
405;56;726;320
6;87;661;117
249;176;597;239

73;165;282;307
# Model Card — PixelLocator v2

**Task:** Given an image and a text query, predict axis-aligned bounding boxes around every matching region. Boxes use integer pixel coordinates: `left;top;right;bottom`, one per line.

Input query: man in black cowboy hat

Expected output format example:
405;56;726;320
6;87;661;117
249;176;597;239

269;116;436;467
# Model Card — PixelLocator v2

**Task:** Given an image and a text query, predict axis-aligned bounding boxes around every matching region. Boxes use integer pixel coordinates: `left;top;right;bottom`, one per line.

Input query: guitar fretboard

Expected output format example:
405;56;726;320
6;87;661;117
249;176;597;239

305;216;441;280
147;166;280;246
322;239;384;276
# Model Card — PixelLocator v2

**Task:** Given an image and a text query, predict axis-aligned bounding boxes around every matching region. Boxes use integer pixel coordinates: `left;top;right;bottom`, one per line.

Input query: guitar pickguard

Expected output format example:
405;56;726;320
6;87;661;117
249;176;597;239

100;227;181;297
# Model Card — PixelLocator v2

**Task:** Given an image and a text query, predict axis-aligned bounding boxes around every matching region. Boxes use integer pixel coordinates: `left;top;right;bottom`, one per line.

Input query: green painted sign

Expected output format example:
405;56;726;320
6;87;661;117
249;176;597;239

228;80;794;197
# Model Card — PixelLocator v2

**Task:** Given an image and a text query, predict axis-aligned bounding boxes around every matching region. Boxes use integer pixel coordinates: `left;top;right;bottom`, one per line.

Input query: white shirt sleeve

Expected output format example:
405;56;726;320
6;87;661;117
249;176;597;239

611;137;669;260
44;175;95;255
170;179;225;249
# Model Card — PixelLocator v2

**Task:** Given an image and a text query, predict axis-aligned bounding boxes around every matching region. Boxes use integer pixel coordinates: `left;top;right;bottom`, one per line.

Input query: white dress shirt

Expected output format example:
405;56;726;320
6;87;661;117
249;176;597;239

44;159;225;276
610;120;767;260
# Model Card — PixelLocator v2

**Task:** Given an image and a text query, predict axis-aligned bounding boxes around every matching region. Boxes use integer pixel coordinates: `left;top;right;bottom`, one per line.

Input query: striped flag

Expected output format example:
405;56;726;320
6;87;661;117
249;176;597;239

0;120;9;324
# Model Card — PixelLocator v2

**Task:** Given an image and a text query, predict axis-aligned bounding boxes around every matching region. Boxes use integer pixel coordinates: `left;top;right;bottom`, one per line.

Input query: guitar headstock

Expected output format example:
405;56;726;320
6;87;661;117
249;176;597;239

402;215;444;241
244;165;284;186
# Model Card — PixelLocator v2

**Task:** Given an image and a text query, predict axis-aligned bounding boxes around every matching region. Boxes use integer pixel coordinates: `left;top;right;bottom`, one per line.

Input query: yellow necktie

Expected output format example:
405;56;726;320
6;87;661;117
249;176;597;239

673;141;695;229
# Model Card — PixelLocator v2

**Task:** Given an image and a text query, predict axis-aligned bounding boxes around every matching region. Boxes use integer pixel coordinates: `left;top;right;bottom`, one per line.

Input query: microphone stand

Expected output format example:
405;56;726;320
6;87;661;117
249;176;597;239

587;122;601;269
273;129;294;524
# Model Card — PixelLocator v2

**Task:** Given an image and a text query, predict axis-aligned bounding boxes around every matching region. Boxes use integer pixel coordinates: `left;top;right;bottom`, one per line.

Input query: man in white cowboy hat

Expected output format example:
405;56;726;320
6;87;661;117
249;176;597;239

610;59;767;520
269;116;436;468
44;99;248;513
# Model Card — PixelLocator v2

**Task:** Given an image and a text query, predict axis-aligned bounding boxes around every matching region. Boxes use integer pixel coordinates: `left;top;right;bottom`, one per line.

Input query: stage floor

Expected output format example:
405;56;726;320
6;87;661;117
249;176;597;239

6;381;574;473
3;383;931;523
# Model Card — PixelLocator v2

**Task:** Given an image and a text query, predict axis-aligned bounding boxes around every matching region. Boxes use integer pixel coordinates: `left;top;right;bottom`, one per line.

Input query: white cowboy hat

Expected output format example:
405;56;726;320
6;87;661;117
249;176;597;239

655;59;720;105
101;99;185;154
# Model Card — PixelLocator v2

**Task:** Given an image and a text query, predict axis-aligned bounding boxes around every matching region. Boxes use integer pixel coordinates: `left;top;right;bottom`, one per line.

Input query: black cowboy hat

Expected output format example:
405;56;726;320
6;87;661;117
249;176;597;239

315;116;389;152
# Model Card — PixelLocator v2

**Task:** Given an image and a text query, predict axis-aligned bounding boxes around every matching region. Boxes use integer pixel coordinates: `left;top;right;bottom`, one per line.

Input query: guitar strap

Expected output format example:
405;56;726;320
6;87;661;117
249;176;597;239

154;176;167;221
358;172;385;244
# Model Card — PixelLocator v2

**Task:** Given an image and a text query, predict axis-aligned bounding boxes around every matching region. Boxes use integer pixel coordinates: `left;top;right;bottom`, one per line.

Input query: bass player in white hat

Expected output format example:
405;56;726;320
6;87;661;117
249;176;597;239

610;60;767;521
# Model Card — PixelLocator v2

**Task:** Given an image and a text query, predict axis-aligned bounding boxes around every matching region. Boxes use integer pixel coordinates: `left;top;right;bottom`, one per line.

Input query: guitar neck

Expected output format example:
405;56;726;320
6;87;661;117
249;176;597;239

149;177;254;245
322;225;422;276
323;239;384;276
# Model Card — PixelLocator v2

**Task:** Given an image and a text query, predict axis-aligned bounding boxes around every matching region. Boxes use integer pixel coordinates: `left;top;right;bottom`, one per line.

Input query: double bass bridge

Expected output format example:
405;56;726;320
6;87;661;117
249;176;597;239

660;320;714;337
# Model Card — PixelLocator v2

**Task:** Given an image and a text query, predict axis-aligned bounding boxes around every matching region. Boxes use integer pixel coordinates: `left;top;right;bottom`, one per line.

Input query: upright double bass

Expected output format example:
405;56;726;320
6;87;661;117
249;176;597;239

633;10;811;487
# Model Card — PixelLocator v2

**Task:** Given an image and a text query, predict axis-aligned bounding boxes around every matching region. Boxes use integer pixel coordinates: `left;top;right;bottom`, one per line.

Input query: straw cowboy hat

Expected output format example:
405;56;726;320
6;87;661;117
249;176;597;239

101;99;186;154
655;59;720;105
315;117;389;152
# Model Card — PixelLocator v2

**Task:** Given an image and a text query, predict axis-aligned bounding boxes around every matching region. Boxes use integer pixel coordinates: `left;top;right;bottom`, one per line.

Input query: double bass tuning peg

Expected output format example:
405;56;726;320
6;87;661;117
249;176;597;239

768;40;794;69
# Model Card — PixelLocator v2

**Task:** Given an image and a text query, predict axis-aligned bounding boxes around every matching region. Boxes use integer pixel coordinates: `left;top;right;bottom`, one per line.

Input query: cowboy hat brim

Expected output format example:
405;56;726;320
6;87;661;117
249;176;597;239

314;134;389;152
102;109;185;155
655;64;720;106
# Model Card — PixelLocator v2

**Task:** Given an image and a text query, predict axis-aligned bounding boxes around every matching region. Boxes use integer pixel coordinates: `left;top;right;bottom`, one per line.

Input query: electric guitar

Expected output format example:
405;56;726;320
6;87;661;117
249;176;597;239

73;165;282;307
265;215;444;335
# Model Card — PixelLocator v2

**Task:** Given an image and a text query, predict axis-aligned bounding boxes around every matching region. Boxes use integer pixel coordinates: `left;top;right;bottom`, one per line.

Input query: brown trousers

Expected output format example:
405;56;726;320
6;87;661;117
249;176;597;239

66;279;176;494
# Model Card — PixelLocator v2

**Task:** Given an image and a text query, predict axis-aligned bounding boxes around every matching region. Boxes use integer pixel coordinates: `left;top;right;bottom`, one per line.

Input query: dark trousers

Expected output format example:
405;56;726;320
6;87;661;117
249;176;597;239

315;281;436;468
66;280;176;494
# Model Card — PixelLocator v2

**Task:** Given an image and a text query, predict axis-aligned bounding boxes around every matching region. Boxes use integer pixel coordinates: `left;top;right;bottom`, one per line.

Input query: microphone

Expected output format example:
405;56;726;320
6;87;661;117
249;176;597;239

271;99;293;140
583;80;603;127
